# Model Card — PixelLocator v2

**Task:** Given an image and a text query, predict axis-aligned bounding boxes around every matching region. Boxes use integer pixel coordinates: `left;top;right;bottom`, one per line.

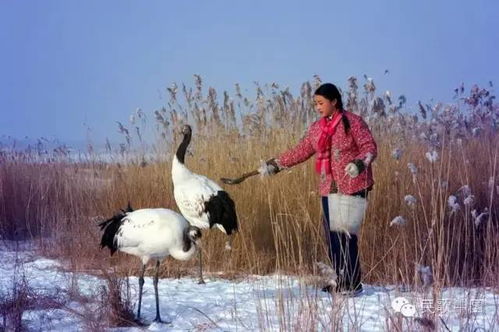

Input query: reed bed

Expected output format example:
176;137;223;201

1;75;497;292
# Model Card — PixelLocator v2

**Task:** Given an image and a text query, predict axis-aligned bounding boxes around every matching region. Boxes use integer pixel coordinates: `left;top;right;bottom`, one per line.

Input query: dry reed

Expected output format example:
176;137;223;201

1;76;497;294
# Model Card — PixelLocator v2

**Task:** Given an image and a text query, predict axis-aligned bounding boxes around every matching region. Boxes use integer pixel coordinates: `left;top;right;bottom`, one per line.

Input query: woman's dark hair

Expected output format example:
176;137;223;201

314;83;344;110
314;83;350;133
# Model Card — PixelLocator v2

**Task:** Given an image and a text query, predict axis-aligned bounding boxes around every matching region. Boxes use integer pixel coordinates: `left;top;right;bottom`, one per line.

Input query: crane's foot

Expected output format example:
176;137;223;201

152;316;171;324
133;317;147;326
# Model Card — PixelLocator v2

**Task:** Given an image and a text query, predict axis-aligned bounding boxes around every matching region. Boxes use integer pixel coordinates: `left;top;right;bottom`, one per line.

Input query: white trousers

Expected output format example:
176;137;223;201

327;193;368;236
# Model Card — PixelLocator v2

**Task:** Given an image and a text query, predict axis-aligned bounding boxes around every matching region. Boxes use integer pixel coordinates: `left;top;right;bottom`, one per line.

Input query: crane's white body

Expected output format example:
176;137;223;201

115;208;198;263
172;156;226;233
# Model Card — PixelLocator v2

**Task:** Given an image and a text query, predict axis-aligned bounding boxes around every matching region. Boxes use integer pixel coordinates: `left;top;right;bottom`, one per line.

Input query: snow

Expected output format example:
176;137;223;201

1;242;497;331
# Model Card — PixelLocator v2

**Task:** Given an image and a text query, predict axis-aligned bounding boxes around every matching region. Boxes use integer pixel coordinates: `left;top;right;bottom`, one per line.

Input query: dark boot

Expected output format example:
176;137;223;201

345;234;362;291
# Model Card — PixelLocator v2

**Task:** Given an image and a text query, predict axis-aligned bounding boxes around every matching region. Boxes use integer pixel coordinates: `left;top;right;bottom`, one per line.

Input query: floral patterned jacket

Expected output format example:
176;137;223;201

277;111;377;196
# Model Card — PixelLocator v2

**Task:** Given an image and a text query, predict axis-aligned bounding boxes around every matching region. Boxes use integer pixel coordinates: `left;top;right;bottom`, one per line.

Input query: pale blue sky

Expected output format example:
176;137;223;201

1;0;498;145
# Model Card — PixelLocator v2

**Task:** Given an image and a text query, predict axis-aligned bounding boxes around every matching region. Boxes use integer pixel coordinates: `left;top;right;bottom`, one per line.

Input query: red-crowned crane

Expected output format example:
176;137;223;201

99;204;202;323
172;124;238;284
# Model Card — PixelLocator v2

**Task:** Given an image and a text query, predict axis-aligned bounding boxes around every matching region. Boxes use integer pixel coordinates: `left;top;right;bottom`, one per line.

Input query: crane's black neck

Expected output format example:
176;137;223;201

176;130;191;164
182;228;193;252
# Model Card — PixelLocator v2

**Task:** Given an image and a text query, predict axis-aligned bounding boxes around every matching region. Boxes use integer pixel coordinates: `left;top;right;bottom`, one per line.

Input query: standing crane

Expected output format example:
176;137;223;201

171;124;238;283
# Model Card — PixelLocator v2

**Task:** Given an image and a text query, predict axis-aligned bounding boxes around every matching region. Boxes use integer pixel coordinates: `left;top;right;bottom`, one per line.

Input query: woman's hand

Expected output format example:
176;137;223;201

258;158;282;176
345;160;366;178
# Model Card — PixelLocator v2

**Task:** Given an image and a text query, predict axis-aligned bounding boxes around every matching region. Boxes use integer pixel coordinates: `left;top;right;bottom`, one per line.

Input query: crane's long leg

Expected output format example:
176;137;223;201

137;263;146;320
198;249;205;284
153;260;163;323
225;236;233;250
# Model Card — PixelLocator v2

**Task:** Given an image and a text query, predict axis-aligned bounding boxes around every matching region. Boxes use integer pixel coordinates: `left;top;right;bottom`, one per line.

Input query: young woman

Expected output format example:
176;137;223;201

261;83;377;295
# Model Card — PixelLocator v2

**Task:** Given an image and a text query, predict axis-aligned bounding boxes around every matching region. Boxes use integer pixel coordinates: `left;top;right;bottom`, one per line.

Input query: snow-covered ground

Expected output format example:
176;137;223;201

1;242;497;331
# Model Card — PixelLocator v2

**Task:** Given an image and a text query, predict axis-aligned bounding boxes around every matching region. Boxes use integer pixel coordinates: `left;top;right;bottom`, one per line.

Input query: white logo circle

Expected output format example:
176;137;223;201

391;297;410;312
400;303;416;317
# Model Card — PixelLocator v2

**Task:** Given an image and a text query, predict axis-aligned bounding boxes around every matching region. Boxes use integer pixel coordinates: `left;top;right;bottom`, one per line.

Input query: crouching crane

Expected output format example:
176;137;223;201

98;204;202;323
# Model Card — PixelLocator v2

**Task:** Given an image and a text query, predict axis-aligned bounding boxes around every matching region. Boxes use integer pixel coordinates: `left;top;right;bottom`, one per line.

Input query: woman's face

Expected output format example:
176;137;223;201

314;95;337;118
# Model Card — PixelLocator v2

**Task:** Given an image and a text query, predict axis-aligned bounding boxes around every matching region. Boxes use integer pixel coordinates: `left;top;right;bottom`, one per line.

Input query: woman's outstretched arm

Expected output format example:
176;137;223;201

277;127;316;168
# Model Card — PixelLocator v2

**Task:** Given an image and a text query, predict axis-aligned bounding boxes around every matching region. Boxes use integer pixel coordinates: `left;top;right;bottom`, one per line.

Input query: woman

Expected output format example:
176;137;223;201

261;83;377;295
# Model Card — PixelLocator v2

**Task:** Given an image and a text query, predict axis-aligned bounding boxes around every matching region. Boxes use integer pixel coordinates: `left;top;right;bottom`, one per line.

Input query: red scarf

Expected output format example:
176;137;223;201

316;111;342;175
